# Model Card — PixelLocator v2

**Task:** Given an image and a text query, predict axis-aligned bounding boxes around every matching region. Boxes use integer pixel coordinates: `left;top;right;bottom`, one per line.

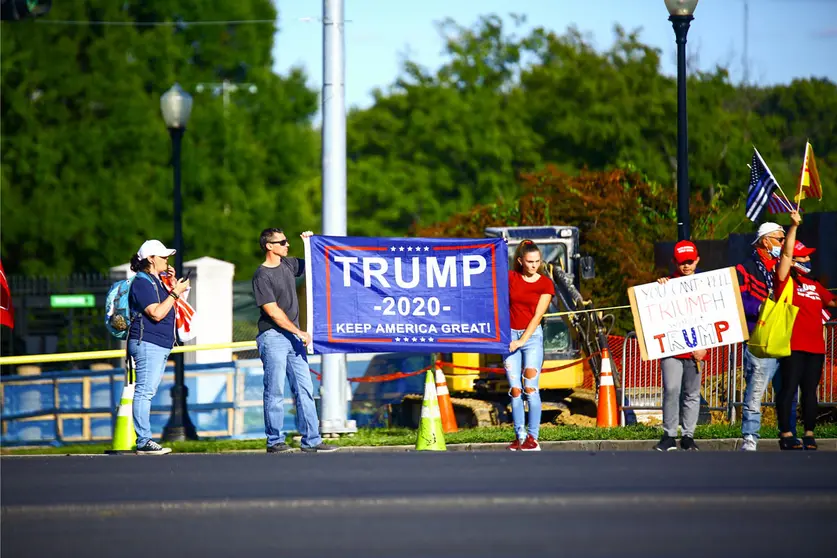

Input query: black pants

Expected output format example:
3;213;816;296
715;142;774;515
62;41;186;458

777;351;824;434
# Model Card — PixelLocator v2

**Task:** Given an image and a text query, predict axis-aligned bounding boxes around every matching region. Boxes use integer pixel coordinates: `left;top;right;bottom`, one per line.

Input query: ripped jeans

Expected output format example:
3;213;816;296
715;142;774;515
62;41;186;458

504;326;544;440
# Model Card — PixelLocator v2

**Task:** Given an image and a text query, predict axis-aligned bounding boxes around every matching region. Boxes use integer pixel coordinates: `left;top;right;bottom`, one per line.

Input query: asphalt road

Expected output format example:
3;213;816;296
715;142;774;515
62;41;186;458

3;451;837;558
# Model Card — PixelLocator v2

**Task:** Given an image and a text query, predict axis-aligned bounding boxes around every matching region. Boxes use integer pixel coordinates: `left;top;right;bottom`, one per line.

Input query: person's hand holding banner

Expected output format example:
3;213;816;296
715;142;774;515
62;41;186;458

304;236;511;354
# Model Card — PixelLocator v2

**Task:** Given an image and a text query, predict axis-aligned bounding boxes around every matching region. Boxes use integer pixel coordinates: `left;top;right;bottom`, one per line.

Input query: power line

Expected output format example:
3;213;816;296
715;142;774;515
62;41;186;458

34;19;276;26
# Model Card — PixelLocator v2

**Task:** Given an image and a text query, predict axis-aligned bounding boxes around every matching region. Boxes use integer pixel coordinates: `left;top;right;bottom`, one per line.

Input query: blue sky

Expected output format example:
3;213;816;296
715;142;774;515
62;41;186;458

272;0;837;111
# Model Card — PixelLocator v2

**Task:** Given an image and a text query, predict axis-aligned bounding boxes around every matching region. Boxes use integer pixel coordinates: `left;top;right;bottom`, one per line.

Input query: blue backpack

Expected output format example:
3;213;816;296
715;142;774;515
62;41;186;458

104;273;154;340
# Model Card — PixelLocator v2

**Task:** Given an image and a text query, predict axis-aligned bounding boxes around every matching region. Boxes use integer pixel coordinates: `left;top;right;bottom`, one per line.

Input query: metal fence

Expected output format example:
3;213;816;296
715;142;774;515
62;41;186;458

620;323;837;425
1;276;273;372
1;274;116;367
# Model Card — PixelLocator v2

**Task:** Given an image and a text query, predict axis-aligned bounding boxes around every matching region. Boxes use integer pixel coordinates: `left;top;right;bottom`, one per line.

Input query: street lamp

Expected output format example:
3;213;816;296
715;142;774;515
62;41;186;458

665;0;698;241
160;83;198;441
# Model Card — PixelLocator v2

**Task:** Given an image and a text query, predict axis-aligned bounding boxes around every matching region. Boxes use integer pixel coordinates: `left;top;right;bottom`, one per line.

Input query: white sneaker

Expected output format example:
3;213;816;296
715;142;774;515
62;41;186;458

136;440;172;455
740;436;757;452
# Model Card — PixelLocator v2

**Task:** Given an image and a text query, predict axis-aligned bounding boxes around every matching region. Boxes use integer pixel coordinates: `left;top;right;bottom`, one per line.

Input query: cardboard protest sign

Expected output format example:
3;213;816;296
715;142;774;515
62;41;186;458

627;267;749;361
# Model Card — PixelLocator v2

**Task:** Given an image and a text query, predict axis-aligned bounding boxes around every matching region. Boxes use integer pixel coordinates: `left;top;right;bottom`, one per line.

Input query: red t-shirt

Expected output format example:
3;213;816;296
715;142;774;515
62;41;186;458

774;273;834;354
508;271;556;330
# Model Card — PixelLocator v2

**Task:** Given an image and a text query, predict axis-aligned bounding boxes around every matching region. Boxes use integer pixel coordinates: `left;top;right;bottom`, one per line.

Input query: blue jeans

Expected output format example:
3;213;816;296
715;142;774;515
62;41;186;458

257;329;322;448
504;326;544;440
128;339;171;449
742;347;796;439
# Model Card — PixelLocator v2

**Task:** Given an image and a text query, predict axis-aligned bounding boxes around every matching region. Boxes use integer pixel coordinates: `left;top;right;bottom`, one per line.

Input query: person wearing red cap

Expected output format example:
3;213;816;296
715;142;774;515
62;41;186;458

654;240;706;452
774;211;837;450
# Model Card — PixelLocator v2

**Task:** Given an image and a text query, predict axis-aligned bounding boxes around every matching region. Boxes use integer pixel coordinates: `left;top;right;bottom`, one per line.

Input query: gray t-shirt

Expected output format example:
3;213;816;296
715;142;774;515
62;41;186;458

252;257;304;333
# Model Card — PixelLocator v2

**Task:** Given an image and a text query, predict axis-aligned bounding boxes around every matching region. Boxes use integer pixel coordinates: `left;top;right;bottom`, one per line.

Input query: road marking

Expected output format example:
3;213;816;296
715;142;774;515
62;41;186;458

5;493;837;519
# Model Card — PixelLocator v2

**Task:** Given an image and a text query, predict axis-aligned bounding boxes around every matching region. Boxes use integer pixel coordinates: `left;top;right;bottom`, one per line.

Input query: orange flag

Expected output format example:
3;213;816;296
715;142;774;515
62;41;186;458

795;142;822;205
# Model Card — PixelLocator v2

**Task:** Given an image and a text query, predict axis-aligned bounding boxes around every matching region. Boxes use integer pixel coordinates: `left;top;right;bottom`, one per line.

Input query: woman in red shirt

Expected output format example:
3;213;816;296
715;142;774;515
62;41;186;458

505;240;556;452
775;211;837;450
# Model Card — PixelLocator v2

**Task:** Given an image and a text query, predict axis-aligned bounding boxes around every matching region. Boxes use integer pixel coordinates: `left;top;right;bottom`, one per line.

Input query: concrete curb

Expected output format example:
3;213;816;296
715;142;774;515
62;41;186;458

3;438;836;456
335;438;837;453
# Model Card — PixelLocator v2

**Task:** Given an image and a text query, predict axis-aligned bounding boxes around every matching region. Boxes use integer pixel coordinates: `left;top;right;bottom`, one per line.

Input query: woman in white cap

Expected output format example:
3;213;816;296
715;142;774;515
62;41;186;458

127;240;190;455
735;221;795;451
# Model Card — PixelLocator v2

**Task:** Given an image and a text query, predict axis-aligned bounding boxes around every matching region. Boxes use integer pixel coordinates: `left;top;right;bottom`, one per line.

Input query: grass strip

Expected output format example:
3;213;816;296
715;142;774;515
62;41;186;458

3;423;836;455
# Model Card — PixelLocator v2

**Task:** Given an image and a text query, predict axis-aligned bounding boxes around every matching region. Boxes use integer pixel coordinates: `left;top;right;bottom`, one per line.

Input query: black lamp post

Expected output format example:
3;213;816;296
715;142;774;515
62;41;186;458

160;83;198;441
666;0;699;241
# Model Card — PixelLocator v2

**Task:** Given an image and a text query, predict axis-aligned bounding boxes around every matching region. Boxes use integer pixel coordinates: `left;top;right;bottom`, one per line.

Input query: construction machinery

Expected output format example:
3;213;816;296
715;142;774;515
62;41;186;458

393;226;620;428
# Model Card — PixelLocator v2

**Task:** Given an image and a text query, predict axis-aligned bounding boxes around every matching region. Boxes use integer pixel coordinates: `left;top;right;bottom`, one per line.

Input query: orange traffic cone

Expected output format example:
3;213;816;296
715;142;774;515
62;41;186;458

596;348;619;428
435;364;458;434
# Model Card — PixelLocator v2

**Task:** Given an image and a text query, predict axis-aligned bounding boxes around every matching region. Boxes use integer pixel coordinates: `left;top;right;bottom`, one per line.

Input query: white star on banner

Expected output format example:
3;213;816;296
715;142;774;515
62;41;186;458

423;246;430;252
395;337;401;342
390;246;396;252
399;246;405;252
428;337;434;342
407;246;413;252
420;337;426;342
412;337;418;342
414;246;423;252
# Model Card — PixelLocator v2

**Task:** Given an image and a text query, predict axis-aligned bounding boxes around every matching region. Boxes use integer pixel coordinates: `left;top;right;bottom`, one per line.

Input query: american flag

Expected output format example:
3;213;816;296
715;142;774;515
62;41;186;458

767;192;794;214
160;273;197;342
746;148;780;222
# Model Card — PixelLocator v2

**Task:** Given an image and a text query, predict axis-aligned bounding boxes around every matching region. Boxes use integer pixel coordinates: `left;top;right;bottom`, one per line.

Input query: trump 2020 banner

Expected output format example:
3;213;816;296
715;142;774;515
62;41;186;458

304;236;510;354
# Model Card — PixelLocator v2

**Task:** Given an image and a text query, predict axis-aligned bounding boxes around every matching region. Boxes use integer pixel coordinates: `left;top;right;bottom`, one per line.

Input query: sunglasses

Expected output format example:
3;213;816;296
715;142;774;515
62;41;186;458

268;239;289;246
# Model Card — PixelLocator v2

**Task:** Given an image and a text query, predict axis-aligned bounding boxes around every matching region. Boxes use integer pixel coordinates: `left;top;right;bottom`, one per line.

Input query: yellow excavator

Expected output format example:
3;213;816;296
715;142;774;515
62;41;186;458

393;226;619;428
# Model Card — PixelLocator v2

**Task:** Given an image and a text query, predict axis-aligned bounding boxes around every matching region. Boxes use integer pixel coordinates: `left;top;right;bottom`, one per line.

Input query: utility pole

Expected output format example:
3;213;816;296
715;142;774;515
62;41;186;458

195;80;258;118
742;0;749;85
319;0;356;435
194;80;257;168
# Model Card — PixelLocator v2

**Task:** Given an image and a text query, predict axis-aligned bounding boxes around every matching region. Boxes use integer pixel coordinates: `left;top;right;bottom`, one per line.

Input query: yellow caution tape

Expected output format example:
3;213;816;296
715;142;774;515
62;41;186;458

0;341;257;366
1;305;633;367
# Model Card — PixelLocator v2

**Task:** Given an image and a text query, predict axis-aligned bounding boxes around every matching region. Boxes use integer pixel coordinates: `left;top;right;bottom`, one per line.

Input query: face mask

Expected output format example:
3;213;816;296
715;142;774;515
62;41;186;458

793;261;811;275
768;246;781;258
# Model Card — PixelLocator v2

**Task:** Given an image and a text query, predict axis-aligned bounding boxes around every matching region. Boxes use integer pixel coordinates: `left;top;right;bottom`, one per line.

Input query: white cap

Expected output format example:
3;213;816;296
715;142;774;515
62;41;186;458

752;222;784;245
137;239;176;260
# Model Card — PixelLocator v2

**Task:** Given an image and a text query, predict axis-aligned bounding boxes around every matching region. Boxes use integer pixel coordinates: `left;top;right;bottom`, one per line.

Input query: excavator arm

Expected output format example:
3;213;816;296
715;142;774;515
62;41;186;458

546;264;620;393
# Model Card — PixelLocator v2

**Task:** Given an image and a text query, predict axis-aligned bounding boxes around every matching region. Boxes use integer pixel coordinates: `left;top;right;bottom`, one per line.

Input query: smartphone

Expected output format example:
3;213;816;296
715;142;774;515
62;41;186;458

184;269;192;281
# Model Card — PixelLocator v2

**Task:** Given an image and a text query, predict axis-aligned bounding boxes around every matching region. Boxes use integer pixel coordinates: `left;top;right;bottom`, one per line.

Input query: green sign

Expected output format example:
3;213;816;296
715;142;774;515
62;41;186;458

50;294;96;308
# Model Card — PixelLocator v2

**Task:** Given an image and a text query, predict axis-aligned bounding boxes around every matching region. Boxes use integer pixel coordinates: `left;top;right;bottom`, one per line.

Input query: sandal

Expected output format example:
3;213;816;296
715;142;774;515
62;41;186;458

802;436;817;451
778;437;803;451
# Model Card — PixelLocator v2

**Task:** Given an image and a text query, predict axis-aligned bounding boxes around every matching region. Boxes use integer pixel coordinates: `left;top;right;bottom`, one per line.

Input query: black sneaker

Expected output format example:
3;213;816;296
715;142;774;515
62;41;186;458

654;435;678;452
680;436;699;451
136;441;172;455
267;442;291;453
300;443;340;453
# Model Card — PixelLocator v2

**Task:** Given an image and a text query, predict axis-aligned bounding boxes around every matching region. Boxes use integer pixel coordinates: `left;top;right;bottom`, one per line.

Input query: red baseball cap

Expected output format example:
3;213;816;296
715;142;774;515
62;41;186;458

673;240;699;264
792;240;816;257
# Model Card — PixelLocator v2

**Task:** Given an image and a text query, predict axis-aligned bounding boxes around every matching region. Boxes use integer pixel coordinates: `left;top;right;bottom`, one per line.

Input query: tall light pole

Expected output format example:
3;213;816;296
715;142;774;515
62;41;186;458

665;0;698;241
320;0;356;435
160;83;198;441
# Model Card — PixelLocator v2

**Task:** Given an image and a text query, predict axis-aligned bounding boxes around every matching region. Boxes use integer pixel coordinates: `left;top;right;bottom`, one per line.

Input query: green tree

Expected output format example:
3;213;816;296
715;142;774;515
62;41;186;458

1;0;320;277
417;165;721;332
346;15;542;235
